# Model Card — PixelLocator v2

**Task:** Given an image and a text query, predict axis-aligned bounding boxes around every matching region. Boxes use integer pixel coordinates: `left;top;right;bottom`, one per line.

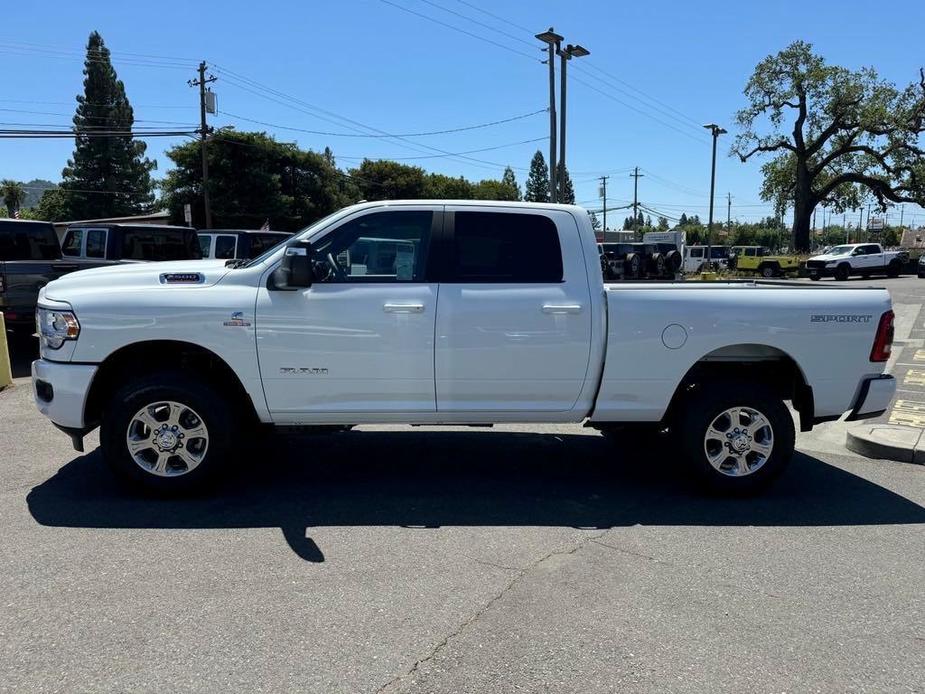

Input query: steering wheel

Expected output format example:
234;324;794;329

313;252;346;282
326;252;347;281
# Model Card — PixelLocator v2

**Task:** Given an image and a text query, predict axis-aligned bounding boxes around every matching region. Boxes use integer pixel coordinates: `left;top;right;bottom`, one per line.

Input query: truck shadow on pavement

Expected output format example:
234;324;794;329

26;429;925;562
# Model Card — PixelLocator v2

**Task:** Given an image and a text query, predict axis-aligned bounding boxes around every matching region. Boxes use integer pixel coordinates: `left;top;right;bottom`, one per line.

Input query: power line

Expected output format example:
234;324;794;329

376;0;539;61
336;136;547;161
217;107;547;138
454;0;535;34
415;0;536;48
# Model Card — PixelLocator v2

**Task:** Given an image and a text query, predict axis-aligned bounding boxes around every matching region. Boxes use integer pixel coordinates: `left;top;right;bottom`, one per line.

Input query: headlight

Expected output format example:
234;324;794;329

36;308;80;349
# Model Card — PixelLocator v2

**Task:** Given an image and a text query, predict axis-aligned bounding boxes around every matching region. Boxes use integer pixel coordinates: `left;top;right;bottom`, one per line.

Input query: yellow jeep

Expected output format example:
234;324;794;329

729;246;800;278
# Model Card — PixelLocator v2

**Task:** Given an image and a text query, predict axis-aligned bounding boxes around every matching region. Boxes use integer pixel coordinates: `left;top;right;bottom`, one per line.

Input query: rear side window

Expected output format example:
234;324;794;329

121;227;202;261
249;233;288;258
214;235;237;259
0;222;61;261
451;212;563;282
62;229;82;256
86;229;106;258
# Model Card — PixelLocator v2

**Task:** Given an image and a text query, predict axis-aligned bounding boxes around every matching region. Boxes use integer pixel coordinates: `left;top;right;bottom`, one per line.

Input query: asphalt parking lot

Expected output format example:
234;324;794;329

1;275;924;693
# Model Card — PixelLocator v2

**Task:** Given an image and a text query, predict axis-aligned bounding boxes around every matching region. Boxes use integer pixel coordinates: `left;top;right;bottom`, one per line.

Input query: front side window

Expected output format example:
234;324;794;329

690;247;703;258
451;211;563;283
62;229;83;257
198;234;213;258
86;229;106;258
214;235;237;259
310;210;433;282
745;248;757;257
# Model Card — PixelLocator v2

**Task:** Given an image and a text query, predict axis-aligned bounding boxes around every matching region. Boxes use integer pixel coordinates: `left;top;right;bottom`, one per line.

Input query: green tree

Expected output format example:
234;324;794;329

161;130;351;230
524;150;549;202
424;173;474;199
589;211;602;230
501;166;521;200
734;41;925;252
0;180;26;217
657;216;670;231
59;31;155;220
31;189;70;222
559;166;575;204
473;177;520;201
350;159;427;201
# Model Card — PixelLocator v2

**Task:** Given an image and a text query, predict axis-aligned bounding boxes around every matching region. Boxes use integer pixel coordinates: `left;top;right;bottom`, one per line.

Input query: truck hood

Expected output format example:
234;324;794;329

43;259;231;301
807;253;849;262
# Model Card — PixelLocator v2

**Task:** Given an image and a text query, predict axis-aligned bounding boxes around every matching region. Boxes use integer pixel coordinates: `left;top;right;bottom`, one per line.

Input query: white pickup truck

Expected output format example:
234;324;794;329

806;243;905;281
31;201;896;495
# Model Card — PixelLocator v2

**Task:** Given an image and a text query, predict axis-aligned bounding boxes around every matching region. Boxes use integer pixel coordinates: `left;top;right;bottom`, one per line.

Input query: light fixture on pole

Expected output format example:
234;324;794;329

535;28;563;203
703;123;727;271
557;43;590;202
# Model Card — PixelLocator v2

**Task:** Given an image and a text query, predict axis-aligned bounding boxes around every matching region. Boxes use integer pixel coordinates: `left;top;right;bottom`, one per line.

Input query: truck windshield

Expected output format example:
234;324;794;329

828;245;854;255
0;221;61;261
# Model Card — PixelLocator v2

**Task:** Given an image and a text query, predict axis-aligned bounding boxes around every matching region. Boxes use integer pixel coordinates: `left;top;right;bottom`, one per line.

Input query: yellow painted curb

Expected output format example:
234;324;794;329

0;313;12;389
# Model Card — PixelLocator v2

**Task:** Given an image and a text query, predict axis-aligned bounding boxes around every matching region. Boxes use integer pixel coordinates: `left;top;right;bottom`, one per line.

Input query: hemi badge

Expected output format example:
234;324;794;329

160;272;204;284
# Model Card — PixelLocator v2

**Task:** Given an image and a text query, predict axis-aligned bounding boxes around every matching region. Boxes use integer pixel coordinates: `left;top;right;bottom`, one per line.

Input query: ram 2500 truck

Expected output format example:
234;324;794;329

806;243;905;281
31;201;897;495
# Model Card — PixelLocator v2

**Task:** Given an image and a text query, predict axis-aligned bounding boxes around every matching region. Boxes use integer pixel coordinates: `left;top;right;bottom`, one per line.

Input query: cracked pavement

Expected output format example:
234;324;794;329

1;369;925;692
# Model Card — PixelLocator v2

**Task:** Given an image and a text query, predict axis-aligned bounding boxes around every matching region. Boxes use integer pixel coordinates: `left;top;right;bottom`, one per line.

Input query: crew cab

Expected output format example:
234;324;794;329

806;243;905;281
0;219;86;333
31;201;897;495
60;223;202;264
197;229;292;260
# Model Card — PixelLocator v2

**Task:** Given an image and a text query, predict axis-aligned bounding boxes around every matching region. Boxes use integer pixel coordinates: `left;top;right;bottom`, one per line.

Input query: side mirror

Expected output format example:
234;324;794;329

272;240;314;290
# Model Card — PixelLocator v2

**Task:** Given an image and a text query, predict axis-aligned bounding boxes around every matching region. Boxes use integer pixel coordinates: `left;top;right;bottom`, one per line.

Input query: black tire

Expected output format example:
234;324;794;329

834;263;850;281
759;263;779;278
100;370;235;494
666;250;682;273
809;274;821;281
625;253;642;279
886;260;901;278
918;271;925;278
651;252;667;277
675;380;795;495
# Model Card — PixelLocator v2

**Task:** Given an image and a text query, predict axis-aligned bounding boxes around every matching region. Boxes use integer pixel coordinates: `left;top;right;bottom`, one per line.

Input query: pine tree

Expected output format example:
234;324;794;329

679;213;689;226
60;31;155;220
501;166;521;200
559;165;575;204
589;211;601;230
523;150;549;202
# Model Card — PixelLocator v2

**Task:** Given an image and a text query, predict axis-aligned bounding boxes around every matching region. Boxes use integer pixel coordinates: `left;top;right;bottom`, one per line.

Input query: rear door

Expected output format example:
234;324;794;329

435;207;592;413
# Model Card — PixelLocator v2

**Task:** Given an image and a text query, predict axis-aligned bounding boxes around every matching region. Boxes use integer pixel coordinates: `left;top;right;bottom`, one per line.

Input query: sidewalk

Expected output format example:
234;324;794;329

844;302;925;465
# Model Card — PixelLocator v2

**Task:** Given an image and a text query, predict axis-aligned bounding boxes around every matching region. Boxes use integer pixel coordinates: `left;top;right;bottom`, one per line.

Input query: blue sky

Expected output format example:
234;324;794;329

2;0;924;227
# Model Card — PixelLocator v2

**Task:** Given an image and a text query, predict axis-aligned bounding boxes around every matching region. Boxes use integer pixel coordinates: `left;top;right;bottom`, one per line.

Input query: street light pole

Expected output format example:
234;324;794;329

703;123;727;271
557;43;589;202
535;28;562;203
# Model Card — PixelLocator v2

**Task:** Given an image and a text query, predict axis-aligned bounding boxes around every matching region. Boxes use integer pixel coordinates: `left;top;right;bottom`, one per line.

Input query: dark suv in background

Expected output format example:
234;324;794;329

0;219;80;333
197;229;292;260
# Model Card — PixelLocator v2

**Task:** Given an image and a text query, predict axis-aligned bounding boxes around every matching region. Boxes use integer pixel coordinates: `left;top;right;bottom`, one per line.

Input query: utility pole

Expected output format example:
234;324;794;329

726;192;732;229
703;123;727;269
843;213;848;243
630;167;643;239
899;204;905;232
189;61;217;228
556;43;589;201
535;29;562;203
599;175;609;232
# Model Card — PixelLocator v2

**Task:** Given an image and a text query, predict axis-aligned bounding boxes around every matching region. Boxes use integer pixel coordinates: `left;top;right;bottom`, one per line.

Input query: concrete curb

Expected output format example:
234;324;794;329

846;423;925;464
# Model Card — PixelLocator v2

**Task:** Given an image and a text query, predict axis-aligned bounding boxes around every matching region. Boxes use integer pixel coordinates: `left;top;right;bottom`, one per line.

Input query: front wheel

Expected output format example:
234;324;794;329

100;371;235;494
834;264;850;281
676;381;795;494
760;264;778;278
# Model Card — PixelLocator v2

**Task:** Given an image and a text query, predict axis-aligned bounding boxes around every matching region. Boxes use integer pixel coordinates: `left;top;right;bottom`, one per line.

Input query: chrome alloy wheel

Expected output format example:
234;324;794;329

703;406;774;477
125;401;209;477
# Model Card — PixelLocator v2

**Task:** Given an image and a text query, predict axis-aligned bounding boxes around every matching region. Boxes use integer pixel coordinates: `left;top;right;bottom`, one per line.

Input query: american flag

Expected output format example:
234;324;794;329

259;219;270;231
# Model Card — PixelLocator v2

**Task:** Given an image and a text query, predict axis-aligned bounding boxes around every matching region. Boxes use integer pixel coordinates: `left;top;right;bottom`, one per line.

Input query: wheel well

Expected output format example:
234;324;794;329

663;345;814;432
84;340;259;429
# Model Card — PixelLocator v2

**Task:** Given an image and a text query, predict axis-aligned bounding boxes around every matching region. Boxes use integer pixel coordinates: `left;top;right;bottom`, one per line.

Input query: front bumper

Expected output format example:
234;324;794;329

807;265;835;278
31;359;97;429
845;375;896;421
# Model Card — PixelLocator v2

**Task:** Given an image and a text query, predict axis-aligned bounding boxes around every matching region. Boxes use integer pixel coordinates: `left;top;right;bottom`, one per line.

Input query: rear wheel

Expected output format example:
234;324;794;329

760;263;779;278
676;381;794;494
834;264;850;281
809;274;821;281
625;253;642;279
886;260;901;278
100;371;235;494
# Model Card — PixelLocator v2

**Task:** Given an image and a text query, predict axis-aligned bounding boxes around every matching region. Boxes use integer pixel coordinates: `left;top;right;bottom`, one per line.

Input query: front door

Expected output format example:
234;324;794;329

256;207;440;420
435;207;593;413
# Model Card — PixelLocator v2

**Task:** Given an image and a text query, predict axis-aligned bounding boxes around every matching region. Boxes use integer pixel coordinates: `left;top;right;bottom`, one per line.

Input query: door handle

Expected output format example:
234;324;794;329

542;303;583;314
383;302;425;313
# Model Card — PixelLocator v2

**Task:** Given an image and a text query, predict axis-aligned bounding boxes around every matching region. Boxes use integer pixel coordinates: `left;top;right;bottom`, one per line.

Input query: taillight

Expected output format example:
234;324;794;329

870;310;894;362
